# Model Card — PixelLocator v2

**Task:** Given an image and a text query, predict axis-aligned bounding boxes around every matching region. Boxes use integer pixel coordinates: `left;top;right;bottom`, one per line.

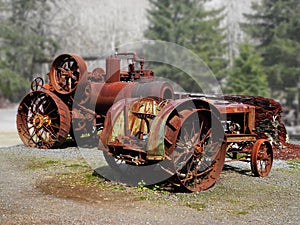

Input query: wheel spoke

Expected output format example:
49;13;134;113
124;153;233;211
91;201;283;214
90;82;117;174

29;128;38;143
19;112;32;123
171;109;225;192
17;91;71;148
251;139;273;177
23;102;36;117
43;101;53;114
42;124;58;140
200;128;212;144
48;54;86;94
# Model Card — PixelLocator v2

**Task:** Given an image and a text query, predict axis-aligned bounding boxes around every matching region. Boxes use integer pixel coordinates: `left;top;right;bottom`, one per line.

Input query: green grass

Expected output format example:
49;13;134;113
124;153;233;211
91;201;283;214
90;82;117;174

237;211;249;215
287;158;300;169
26;157;90;170
185;202;207;211
26;157;60;169
26;156;127;191
24;155;299;220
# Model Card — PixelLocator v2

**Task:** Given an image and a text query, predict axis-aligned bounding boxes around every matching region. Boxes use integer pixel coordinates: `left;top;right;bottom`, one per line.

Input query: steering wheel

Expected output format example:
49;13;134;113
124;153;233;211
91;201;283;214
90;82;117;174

30;77;44;91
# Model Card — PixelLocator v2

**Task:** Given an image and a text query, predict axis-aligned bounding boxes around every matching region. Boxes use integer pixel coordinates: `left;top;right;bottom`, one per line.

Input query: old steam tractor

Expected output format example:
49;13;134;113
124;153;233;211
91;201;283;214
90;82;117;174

16;52;273;192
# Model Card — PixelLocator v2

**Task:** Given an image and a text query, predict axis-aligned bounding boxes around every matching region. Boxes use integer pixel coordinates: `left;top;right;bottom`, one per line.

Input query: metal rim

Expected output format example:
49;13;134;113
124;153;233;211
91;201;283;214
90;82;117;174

16;90;71;148
251;139;273;177
166;108;226;192
48;54;87;94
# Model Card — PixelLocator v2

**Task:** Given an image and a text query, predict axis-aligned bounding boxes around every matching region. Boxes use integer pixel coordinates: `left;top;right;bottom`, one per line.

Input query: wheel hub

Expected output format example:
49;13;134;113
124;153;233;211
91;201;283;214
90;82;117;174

32;114;51;129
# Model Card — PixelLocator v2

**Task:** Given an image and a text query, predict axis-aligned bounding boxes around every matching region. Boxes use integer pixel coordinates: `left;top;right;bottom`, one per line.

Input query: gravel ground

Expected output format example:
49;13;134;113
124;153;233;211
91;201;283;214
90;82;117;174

0;107;299;224
0;145;299;225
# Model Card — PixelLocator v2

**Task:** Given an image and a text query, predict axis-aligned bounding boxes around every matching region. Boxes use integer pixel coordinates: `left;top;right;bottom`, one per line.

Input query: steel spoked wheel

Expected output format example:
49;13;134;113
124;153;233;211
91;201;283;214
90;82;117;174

49;54;87;94
16;90;71;148
251;139;273;177
170;109;226;192
30;77;44;91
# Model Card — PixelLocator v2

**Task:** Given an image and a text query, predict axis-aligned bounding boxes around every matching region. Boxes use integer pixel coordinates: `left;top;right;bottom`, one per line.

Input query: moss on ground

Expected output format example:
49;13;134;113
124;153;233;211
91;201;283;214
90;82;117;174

26;155;299;219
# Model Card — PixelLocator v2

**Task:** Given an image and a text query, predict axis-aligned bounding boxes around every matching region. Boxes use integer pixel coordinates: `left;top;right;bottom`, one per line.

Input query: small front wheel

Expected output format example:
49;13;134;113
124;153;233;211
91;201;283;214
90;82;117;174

251;139;273;177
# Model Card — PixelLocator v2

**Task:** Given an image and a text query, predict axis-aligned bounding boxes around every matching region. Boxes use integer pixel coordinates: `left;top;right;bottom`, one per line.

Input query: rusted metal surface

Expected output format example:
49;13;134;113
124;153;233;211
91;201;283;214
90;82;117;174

223;95;286;146
216;101;273;177
16;51;279;192
216;103;256;135
48;54;87;94
250;139;273;177
17;90;71;148
106;57;121;83
100;96;227;191
162;103;226;192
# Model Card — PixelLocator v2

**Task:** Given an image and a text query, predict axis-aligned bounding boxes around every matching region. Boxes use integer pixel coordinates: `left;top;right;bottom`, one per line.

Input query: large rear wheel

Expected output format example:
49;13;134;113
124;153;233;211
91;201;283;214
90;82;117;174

165;108;226;192
16;90;71;148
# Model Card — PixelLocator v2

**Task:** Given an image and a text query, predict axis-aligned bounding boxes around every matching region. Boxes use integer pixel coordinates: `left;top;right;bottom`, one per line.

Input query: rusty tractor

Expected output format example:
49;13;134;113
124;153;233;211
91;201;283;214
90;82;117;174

16;52;273;192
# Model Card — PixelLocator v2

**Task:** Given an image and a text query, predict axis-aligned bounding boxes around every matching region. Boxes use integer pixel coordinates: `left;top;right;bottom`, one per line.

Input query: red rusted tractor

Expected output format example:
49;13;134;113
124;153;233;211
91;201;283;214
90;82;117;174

16;52;273;192
17;52;173;148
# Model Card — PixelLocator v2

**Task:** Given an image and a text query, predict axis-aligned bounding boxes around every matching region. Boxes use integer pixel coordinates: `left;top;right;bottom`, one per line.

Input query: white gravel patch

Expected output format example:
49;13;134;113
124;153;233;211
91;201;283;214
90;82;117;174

224;158;292;171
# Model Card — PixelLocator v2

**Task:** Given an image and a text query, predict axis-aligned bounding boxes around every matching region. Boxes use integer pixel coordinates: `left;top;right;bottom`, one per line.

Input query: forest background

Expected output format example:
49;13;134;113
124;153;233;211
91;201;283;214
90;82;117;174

0;0;299;124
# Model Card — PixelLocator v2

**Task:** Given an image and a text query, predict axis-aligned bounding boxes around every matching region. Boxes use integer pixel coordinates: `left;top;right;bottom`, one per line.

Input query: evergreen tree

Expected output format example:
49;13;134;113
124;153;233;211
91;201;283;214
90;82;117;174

243;0;300;102
225;42;269;97
0;0;59;102
144;0;227;92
